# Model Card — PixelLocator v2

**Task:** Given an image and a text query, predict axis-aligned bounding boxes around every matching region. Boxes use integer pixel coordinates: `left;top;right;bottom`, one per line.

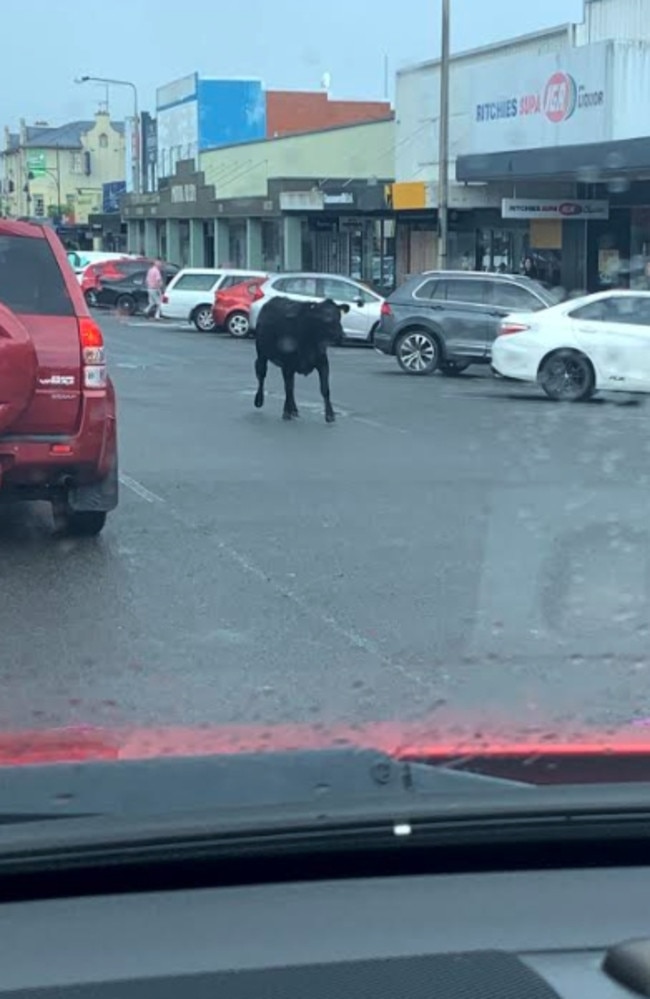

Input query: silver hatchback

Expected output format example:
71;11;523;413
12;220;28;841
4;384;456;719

249;272;384;343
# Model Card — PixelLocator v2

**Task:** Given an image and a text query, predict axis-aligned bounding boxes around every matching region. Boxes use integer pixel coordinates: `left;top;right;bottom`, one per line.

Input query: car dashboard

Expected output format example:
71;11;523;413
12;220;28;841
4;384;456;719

2;864;650;997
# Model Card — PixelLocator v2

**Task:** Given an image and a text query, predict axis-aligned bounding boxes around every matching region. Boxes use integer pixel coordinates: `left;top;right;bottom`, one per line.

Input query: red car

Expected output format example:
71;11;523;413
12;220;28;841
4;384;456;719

0;220;118;536
212;276;267;338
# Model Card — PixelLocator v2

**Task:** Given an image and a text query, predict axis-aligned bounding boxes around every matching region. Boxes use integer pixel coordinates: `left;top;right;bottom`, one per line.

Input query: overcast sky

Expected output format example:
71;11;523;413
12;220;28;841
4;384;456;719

8;0;585;127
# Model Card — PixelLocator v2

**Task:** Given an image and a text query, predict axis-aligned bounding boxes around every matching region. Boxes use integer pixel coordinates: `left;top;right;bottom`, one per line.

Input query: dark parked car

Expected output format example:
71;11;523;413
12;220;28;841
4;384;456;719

95;264;179;315
375;270;559;375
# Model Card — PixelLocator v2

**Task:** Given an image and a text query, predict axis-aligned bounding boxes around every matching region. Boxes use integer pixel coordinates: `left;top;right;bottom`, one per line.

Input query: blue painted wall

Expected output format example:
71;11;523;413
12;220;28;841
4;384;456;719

197;78;266;150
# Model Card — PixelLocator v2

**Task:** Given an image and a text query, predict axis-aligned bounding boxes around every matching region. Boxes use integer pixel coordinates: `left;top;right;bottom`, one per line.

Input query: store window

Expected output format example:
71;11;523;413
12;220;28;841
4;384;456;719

261;220;280;272
630;208;650;289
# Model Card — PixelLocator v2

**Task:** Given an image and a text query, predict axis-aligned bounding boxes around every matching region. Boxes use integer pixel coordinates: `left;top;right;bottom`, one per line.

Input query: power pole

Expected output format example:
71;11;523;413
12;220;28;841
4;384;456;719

437;0;450;270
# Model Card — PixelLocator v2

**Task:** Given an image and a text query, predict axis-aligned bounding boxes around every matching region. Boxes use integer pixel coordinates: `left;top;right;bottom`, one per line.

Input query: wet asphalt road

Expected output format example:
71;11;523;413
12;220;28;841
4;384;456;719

2;311;650;734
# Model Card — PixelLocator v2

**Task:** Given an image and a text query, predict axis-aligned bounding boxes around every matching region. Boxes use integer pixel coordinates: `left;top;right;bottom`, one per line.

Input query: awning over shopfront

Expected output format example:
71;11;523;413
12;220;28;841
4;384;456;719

456;137;650;183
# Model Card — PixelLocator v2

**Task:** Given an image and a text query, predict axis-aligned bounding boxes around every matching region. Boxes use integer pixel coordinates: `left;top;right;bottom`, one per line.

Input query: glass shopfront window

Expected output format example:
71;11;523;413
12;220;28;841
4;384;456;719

261;220;281;272
228;222;246;269
629;208;650;289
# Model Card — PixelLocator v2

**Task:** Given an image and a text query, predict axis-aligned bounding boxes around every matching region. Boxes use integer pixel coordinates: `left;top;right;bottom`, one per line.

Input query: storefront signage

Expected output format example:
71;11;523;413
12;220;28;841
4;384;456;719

280;190;324;211
477;73;604;126
339;217;363;230
468;42;609;154
501;198;609;220
323;193;354;206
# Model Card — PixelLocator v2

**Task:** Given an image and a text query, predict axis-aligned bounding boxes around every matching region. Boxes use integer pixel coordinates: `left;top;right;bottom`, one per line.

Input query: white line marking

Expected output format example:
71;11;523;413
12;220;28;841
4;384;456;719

240;390;349;417
123;482;435;692
119;473;165;504
240;390;412;433
352;415;409;434
213;536;434;691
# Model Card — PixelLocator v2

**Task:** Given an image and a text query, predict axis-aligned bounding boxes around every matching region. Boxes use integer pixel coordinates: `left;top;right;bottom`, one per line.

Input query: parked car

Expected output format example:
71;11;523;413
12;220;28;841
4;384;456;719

94;264;179;315
249;273;384;343
82;257;174;307
492;289;650;402
212;276;267;338
68;251;136;285
162;268;267;332
375;271;559;375
0;219;118;536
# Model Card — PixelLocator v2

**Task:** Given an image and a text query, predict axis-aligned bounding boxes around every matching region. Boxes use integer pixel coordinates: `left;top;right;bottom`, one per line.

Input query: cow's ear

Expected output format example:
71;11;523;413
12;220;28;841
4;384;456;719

339;303;351;314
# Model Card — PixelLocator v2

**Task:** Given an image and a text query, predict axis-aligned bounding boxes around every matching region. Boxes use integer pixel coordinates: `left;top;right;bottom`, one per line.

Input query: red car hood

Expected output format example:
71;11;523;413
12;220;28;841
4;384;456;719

3;719;650;784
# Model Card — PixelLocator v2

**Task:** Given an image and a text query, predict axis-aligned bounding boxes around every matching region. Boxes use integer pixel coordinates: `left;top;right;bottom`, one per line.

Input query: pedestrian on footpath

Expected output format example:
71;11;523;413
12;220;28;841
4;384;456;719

145;259;164;320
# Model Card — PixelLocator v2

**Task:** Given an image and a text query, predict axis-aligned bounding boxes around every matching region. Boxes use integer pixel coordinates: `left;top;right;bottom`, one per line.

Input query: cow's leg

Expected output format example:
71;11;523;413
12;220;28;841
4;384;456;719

282;367;299;420
317;355;335;423
254;351;268;409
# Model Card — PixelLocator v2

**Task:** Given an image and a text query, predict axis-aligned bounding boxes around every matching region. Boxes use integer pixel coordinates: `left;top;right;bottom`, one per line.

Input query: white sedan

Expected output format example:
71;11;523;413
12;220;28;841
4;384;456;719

491;290;650;402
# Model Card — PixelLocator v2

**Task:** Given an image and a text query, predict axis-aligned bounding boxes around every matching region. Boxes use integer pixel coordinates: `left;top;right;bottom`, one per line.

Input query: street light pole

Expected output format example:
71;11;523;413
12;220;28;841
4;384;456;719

437;0;450;270
76;75;140;194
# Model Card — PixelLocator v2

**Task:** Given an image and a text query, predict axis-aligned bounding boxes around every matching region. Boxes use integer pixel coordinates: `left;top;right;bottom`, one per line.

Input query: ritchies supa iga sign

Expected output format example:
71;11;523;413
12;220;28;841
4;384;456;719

476;71;605;125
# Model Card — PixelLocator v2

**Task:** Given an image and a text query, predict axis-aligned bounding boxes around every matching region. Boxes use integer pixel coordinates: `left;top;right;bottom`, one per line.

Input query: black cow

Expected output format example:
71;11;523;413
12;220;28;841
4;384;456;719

253;297;350;423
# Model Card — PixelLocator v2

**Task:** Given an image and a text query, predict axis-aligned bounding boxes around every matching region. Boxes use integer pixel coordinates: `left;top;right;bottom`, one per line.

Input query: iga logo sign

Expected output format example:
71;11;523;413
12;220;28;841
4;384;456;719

476;71;604;126
543;72;578;123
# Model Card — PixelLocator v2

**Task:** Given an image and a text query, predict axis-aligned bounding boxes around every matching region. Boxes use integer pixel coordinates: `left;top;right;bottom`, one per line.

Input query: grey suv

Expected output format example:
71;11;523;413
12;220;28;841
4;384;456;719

375;270;558;375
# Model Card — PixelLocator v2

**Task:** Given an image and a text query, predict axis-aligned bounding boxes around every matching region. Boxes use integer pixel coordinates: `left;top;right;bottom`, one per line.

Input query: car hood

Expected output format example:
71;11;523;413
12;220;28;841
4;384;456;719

3;719;650;785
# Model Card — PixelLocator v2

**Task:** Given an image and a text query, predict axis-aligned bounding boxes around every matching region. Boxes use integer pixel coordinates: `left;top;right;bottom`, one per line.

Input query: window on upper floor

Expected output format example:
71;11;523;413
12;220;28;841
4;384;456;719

70;152;83;174
99;134;108;149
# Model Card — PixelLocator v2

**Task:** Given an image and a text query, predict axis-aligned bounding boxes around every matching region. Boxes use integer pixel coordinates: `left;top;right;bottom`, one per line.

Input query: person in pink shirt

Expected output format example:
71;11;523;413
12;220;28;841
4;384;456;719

144;259;163;320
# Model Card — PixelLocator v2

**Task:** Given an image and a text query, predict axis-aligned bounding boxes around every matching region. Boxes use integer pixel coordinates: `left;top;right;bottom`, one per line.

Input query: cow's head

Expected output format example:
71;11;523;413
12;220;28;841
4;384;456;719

313;298;349;345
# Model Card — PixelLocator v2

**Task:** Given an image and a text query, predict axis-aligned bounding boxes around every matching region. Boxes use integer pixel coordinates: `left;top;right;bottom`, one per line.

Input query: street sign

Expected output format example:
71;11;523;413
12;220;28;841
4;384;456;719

26;151;46;177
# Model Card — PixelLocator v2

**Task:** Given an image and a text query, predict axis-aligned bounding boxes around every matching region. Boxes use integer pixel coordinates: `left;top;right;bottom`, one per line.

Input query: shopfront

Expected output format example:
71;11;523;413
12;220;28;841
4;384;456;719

452;39;650;293
277;181;395;292
121;164;396;286
392;202;561;284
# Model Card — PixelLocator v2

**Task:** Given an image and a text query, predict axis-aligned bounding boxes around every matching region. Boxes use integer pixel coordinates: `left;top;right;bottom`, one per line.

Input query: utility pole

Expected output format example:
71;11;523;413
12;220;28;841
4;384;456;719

437;0;450;270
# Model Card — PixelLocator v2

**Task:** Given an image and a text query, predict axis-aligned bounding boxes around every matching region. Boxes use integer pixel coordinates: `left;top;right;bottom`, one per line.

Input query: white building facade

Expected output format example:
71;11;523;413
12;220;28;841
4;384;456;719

393;0;650;292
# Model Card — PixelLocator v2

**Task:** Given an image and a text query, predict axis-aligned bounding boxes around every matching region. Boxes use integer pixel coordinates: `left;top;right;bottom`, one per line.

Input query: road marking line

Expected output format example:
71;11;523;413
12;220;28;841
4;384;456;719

352;415;409;434
123;482;435;692
240;390;412;433
211;536;434;691
125;321;192;330
240;390;349;417
119;473;165;504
